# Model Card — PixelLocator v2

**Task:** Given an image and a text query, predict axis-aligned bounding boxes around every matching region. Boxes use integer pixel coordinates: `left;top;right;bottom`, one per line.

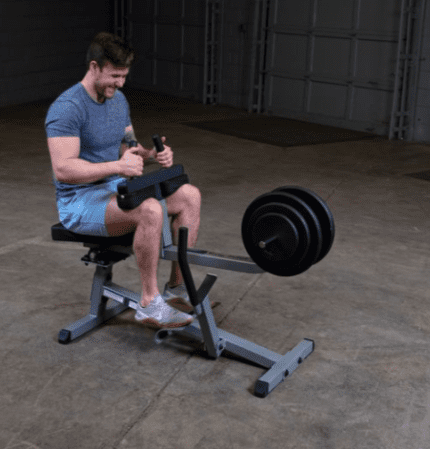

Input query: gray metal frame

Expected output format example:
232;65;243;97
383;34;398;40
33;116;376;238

56;198;313;397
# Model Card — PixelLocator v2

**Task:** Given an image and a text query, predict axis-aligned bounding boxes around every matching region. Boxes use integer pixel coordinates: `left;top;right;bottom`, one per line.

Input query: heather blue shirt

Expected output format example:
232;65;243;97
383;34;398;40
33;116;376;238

45;82;131;201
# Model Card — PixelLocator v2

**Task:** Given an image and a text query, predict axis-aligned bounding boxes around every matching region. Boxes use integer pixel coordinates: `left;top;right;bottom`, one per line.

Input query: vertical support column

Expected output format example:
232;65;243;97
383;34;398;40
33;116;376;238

304;0;318;115
345;0;362;121
390;0;407;140
407;0;427;140
399;0;414;138
210;0;216;103
121;0;125;39
389;0;426;140
203;0;223;105
203;0;210;102
180;0;185;93
159;199;172;259
114;0;133;41
127;0;133;43
89;265;112;317
248;0;270;113
153;0;159;87
114;0;118;36
58;262;129;344
248;0;261;112
258;0;270;114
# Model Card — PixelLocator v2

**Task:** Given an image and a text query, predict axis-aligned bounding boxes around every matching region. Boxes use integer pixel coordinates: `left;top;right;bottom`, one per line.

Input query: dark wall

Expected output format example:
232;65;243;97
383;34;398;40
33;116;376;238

0;0;113;107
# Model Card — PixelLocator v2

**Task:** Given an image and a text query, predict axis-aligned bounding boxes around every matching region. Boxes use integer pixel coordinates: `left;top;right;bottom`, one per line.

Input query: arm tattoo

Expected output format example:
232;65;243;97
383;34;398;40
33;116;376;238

121;126;157;163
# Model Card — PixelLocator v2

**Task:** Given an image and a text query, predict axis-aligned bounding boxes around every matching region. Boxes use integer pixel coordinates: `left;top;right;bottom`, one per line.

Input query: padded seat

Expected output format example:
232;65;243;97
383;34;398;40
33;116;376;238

51;222;134;247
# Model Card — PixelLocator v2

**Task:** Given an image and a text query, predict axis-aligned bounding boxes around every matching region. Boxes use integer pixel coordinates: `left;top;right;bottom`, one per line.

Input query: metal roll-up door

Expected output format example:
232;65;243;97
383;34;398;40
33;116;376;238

257;0;417;137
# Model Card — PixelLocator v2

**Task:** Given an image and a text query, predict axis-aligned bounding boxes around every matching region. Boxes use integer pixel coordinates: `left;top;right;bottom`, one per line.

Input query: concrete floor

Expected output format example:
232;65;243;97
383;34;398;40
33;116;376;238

1;90;430;449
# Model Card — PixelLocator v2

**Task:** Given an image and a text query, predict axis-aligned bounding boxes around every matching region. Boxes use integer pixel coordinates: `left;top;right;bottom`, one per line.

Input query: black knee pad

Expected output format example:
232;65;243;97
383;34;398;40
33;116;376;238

160;174;190;198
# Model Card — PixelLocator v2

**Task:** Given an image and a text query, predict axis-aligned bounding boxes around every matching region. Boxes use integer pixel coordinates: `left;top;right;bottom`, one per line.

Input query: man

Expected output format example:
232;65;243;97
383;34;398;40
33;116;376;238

45;32;201;329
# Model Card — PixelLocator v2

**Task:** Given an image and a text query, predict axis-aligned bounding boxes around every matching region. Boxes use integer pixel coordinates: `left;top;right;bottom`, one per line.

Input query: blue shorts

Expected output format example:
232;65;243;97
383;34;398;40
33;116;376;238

57;177;124;237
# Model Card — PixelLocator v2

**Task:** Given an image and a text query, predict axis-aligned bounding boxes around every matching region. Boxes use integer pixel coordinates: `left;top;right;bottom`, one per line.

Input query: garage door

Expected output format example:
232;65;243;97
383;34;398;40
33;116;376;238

261;0;402;136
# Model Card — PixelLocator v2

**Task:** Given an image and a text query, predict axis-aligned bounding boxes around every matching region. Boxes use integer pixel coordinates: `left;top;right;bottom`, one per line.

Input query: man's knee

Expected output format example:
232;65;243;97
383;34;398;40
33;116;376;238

136;198;163;225
179;184;201;209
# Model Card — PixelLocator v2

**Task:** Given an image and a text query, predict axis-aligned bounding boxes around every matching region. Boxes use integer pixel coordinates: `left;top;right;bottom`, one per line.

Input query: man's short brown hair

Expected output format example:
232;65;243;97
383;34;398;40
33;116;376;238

86;32;135;71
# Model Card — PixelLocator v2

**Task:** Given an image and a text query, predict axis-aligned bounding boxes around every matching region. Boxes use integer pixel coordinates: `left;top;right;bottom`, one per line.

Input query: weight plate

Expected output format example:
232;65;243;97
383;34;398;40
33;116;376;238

244;191;323;268
266;191;324;266
242;193;314;276
273;186;335;263
253;212;300;261
246;204;310;276
248;203;307;266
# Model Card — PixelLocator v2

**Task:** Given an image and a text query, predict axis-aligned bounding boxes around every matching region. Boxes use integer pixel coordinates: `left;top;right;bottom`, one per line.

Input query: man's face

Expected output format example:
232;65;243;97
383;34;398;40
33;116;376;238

93;61;129;102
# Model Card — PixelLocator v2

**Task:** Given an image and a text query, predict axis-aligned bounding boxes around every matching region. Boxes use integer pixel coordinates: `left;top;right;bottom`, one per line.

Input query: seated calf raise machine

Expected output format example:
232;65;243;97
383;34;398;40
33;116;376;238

52;136;335;398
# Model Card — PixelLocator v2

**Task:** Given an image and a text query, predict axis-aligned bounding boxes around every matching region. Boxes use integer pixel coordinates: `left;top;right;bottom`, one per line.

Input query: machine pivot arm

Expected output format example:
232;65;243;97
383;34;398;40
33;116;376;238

178;227;217;308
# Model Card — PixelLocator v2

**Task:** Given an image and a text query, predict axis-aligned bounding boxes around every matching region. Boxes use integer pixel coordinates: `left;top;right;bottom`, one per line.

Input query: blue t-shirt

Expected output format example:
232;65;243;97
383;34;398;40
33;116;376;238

45;82;131;200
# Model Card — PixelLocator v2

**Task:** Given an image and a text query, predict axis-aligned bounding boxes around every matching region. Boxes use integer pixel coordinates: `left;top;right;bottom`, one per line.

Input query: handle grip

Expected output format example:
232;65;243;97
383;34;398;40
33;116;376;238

126;141;139;180
152;134;164;153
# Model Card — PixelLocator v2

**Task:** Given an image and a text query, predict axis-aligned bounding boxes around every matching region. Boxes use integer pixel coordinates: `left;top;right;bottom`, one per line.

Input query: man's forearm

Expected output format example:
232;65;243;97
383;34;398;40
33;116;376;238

56;158;120;184
141;147;157;164
122;125;158;164
120;141;157;164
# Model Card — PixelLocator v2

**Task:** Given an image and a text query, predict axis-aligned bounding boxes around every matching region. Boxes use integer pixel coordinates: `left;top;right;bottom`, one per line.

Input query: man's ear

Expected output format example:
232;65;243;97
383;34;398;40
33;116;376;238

89;60;101;74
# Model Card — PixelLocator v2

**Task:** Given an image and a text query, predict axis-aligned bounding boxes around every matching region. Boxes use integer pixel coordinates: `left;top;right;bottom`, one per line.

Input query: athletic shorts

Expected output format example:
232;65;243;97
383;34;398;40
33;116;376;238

57;177;124;237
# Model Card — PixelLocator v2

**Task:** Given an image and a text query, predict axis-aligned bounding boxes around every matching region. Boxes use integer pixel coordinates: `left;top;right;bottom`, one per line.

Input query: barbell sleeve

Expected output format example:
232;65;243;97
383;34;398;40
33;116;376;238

259;235;279;249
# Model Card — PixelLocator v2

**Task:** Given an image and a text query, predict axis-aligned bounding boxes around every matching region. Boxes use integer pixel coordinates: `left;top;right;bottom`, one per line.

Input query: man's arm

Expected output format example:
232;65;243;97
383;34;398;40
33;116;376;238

48;136;142;184
48;137;120;184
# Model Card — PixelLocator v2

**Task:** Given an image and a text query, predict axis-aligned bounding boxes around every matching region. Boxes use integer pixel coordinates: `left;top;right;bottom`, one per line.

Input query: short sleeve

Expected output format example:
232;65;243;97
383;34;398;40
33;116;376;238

45;100;83;138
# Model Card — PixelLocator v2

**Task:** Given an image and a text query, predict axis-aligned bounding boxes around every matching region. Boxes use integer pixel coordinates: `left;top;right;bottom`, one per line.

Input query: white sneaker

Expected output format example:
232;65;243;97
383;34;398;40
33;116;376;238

135;294;193;329
162;283;194;313
162;283;216;313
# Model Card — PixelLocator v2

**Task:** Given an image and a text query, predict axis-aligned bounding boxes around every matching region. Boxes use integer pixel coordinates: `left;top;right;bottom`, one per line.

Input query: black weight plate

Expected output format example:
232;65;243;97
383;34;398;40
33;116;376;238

267;192;324;266
245;191;323;269
253;212;300;262
242;194;313;276
248;203;307;266
274;186;335;263
244;203;310;276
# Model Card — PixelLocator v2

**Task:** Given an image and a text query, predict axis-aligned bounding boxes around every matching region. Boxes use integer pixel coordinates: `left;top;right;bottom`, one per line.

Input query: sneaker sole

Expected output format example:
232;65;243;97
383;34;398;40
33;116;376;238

166;298;218;314
136;316;193;329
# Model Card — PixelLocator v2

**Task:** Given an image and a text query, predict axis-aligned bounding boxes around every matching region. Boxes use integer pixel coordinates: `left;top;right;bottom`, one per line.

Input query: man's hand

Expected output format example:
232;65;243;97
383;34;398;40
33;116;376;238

155;136;174;168
118;147;144;177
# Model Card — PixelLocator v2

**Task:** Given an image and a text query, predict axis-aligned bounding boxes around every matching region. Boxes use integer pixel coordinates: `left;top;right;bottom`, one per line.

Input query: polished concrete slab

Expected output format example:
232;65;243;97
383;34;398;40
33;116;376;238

1;91;430;449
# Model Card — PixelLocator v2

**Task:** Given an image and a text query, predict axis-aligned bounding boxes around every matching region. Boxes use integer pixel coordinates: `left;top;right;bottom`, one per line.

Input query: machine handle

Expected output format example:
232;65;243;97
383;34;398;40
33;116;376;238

152;134;164;153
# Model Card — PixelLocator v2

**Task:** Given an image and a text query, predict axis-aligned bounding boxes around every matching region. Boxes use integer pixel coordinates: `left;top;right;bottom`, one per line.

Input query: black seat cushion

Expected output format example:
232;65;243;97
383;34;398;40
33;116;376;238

51;223;134;247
